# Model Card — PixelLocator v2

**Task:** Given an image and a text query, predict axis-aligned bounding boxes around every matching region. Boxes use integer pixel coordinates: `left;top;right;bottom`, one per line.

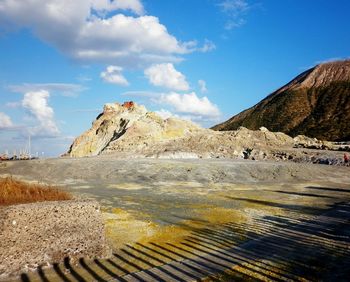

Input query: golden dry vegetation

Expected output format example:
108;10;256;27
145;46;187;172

0;177;72;206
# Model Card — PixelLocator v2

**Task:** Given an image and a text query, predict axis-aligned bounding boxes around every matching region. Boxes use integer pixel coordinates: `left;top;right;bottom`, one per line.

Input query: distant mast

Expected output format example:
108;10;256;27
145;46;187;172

28;134;31;159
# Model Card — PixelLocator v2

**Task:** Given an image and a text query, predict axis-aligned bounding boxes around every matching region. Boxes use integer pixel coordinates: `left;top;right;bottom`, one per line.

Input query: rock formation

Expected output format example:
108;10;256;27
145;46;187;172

66;101;348;165
65;103;297;160
66;101;203;157
212;60;350;141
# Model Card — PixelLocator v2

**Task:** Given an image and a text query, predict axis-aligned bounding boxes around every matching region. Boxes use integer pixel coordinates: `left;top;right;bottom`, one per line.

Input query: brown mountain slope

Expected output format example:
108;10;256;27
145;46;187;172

212;60;350;141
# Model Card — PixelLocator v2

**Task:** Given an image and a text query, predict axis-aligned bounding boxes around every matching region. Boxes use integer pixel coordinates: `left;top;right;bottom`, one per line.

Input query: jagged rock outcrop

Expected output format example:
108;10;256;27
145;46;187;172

212;60;350;141
66;103;295;160
66;102;203;157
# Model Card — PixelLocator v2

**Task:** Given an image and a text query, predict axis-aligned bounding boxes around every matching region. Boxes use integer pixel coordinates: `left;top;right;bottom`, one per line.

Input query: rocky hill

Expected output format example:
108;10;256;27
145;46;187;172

65;101;348;165
212;60;350;141
66;101;298;159
66;102;203;157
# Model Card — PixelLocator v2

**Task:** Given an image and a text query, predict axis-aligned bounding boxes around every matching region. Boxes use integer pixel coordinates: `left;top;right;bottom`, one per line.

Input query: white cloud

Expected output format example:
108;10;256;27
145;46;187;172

123;88;221;121
22;90;59;136
198;40;216;53
100;65;129;86
154;109;194;122
198;80;208;93
91;0;144;16
219;0;249;12
8;83;85;97
0;112;13;129
225;18;246;30
5;102;21;108
159;92;221;118
144;63;190;91
76;75;92;82
155;109;175;120
121;90;159;98
218;0;250;30
0;0;194;67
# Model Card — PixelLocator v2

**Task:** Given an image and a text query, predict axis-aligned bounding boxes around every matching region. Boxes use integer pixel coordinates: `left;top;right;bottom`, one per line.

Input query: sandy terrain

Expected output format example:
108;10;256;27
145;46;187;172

1;157;349;281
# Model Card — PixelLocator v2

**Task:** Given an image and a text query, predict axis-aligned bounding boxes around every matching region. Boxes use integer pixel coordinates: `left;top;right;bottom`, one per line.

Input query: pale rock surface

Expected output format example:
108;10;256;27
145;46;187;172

293;135;332;149
66;102;203;157
66;102;295;160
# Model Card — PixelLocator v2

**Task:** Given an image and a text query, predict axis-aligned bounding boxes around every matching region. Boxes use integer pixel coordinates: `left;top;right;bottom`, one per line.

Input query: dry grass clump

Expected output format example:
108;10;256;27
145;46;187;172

0;177;72;206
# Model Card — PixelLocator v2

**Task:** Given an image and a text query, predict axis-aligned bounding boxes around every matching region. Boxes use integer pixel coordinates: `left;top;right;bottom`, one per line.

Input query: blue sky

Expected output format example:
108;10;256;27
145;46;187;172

0;0;349;157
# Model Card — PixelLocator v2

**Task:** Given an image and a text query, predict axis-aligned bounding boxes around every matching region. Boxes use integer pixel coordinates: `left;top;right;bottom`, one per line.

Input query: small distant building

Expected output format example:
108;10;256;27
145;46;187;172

122;101;134;109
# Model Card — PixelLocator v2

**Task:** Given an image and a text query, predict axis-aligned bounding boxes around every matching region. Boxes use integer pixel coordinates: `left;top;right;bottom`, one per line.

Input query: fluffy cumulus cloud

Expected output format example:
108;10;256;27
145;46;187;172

21;90;60;136
0;112;13;129
0;0;198;67
159;92;220;118
198;80;208;93
123;88;221;121
100;65;129;86
144;63;190;91
7;83;83;138
154;109;193;122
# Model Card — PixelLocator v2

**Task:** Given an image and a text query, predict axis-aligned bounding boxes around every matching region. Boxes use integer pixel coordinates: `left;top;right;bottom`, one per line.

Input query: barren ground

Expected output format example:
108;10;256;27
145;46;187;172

1;157;350;281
